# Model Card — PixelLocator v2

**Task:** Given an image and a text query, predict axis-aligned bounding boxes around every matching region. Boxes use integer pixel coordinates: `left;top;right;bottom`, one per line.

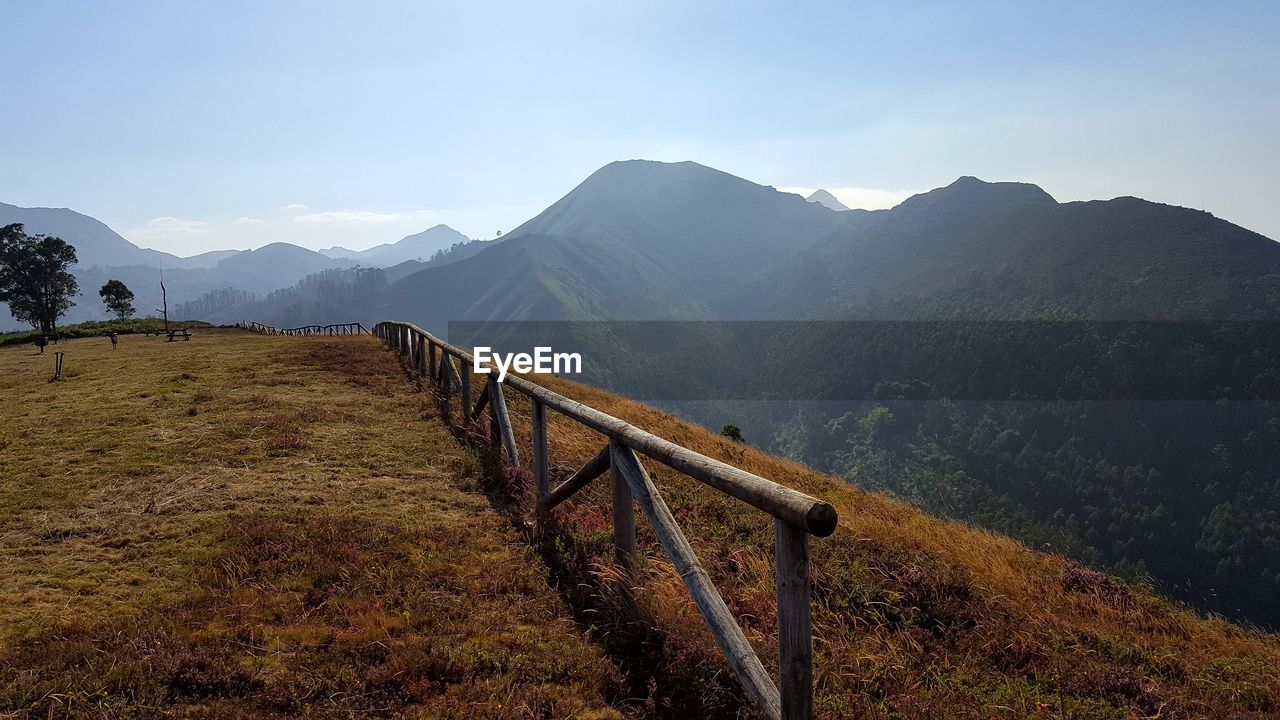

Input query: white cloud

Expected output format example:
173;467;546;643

122;206;450;256
777;186;919;211
127;216;215;243
291;210;408;224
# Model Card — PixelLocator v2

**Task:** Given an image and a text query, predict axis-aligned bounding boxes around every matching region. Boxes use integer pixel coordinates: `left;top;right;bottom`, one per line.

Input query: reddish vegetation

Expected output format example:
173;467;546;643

2;513;621;718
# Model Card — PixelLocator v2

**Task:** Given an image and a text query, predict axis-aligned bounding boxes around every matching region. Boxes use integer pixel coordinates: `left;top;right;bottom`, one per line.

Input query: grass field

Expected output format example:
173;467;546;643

0;330;619;718
2;329;1279;719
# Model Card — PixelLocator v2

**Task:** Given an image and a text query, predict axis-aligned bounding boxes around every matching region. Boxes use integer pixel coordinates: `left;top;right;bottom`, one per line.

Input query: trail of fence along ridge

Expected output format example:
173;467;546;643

247;320;838;720
241;321;367;336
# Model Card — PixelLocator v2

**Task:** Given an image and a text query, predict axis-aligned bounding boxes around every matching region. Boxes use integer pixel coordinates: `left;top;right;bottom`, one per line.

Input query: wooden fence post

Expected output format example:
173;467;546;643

428;340;437;382
611;443;783;720
775;519;813;720
609;440;636;573
532;399;549;527
488;378;501;448
417;336;427;376
460;361;472;422
440;352;462;393
487;375;519;465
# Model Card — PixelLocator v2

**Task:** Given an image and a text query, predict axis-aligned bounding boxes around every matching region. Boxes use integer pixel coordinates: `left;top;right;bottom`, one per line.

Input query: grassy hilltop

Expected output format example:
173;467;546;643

0;330;618;717
1;329;1278;718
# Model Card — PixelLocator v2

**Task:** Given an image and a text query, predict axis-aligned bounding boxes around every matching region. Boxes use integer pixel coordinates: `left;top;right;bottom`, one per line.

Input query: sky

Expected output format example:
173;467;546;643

1;1;1277;256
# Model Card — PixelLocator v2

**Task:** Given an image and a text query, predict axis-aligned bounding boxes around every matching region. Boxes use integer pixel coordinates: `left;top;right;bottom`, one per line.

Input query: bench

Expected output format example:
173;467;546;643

166;328;192;342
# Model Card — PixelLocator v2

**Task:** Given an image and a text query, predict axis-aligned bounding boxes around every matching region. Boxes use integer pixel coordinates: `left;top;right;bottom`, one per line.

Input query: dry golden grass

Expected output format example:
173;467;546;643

0;331;620;718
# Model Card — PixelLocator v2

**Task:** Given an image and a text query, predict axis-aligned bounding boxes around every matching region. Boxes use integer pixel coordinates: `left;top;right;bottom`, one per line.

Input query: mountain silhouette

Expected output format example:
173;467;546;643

805;189;849;211
319;224;470;265
382;162;1280;330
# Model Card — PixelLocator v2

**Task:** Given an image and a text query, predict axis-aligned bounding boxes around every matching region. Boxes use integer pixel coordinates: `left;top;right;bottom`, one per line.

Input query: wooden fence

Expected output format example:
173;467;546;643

242;321;367;336
370;320;837;720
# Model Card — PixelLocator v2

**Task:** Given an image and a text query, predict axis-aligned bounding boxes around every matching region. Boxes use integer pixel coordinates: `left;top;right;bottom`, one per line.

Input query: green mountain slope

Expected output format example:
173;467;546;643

381;160;845;331
751;177;1280;319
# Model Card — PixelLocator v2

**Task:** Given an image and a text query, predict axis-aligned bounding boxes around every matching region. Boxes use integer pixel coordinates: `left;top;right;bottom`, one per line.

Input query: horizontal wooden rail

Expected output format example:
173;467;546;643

374;321;835;536
371;320;837;720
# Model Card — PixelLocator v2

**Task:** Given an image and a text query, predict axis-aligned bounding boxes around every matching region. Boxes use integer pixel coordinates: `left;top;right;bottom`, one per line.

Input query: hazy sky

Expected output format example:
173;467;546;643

1;1;1277;255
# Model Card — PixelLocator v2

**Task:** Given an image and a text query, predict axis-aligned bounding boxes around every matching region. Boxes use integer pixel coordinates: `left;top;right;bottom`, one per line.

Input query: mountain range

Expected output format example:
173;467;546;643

319;224;470;266
0;202;470;329
379;161;1279;330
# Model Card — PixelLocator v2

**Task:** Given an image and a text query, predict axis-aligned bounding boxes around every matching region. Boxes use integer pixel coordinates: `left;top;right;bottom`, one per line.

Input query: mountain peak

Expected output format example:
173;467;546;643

508;159;834;242
806;189;850;211
896;176;1057;216
946;175;1055;201
320;225;470;264
583;159;725;186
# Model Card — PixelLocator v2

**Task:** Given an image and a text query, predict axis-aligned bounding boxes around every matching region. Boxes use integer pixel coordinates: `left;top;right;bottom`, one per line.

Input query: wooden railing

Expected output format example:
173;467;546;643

372;320;836;720
242;321;367;336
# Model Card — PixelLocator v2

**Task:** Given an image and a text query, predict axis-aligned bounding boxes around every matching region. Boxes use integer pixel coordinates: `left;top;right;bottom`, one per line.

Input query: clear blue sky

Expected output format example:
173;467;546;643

1;1;1277;255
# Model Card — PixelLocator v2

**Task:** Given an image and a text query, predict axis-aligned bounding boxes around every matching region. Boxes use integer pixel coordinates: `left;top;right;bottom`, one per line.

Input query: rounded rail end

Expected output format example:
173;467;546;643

806;503;839;537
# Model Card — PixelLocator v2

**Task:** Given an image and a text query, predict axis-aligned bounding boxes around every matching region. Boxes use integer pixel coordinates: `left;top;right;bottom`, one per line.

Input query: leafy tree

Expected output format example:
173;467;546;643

98;279;136;320
0;224;79;334
720;424;744;442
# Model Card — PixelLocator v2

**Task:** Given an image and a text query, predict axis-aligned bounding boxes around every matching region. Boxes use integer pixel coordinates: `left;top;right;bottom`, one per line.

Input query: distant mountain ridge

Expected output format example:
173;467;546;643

0;202;178;269
749;175;1279;320
319;224;470;265
381;160;1280;331
0;201;461;328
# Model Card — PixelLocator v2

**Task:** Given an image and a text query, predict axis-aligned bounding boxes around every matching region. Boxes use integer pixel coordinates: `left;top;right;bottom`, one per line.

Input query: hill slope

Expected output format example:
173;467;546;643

0;202;176;269
513;361;1280;718
4;331;1276;718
